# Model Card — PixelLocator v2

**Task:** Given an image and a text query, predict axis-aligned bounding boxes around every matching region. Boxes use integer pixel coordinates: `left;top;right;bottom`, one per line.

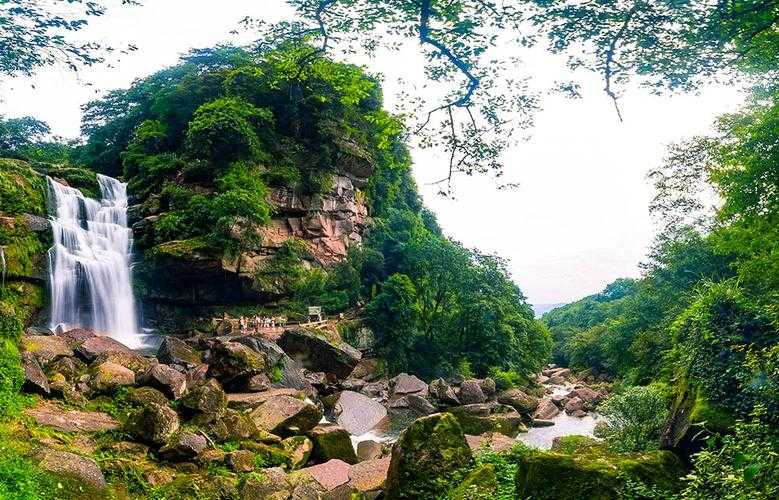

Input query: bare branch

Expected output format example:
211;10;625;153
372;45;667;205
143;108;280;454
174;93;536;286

603;4;638;122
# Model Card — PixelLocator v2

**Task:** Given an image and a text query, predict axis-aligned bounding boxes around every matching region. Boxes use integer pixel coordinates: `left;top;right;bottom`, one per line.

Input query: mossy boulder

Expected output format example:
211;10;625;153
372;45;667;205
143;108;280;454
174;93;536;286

310;423;358;464
124;402;180;446
282;435;314;469
44;165;100;199
180;378;227;423
449;463;498;499
514;441;685;500
447;403;526;437
385;413;474;499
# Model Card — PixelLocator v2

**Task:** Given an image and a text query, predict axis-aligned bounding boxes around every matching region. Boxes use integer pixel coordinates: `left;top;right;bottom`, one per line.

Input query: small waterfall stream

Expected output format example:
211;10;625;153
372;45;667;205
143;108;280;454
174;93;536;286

47;175;144;349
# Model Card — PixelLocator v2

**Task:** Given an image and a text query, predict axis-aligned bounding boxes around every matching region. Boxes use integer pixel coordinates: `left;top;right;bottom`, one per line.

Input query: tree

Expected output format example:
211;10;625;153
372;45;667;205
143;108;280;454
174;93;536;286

252;0;778;191
0;116;50;153
0;0;138;78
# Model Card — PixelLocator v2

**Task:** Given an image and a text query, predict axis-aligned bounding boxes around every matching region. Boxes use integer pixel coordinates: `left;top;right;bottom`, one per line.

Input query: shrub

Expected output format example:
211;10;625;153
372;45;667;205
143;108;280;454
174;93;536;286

595;384;669;452
678;406;779;499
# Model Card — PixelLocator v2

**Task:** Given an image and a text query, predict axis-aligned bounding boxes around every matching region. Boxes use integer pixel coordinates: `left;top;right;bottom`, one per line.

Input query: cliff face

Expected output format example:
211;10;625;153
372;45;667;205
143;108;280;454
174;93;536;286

131;164;372;326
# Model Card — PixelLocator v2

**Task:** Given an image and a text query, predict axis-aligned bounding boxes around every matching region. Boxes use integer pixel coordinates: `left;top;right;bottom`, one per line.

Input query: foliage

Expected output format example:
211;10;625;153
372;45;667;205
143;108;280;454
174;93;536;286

677;406;779;499
596;385;670;453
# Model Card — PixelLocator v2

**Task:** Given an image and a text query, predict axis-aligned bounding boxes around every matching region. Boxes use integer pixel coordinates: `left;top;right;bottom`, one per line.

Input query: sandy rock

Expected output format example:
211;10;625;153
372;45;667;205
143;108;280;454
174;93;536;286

498;388;540;414
430;378;460;406
564;396;584;414
25;401;119;432
36;449;107;492
159;432;207;462
91;361;135;392
533;398;560;420
157;337;202;367
465;432;518;453
349;457;391;493
249;395;322;435
22;352;49;395
278;329;361;379
356;440;385;462
391;373;428;397
21;335;73;367
334;390;388;435
76;336;132;361
226;388;303;410
459;380;488;404
146;363;187;400
299;459;352;492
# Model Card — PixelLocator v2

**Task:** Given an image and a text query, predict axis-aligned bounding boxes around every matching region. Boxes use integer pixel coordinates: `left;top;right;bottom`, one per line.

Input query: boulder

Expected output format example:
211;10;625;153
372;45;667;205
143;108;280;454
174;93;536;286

278;329;361;379
570;386;602;407
349;457;391;493
406;394;437;415
429;378;460;406
532;419;556;427
243;373;271;392
21;352;49;395
515;446;685;499
234;336;311;392
362;380;389;398
465;432;518;453
310;424;358;464
46;356;85;381
125;402;180;446
565;396;585;414
145;363;187;400
297;459;352;492
449;464;498;499
25;401;119;432
126;386;170;408
385;413;473;499
447;403;526;437
226;388;303;410
391;373;428;397
479;378;497;399
57;327;98;348
158;432;207;462
21;335;74;368
25;326;53;336
180;378;226;422
241;466;291;499
533;398;560;420
282;435;314;469
206;340;267;385
334;390;388;435
91;361;135;393
498;388;539;414
356;440;385;462
76;336;132;362
204;408;260;443
226;450;256;473
351;358;381;380
36;449;107;493
249;395;322;435
157;337;202;367
459;379;487;404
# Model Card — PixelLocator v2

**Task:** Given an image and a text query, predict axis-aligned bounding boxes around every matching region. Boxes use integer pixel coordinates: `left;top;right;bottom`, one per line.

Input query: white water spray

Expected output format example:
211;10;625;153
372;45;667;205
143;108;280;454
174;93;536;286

47;175;144;349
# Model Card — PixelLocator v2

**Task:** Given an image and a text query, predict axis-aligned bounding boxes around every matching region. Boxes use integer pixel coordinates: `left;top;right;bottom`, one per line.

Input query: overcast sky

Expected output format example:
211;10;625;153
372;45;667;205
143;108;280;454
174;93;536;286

0;0;745;304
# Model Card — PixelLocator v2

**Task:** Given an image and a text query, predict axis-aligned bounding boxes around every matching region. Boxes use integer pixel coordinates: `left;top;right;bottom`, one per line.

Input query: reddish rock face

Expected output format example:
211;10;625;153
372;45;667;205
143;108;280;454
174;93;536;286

76;336;133;362
300;459;352;491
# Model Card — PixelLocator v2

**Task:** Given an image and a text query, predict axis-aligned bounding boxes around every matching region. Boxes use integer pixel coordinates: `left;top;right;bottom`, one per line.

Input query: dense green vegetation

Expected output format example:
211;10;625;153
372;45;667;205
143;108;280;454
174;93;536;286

73;43;550;381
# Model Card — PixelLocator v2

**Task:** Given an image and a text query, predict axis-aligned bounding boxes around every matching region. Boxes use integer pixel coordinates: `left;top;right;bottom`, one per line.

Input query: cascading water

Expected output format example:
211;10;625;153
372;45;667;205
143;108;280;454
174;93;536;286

47;175;145;349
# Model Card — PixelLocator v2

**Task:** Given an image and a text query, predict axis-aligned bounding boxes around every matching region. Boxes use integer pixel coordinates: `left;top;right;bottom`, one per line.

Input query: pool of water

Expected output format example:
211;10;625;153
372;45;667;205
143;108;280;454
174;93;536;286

518;412;602;449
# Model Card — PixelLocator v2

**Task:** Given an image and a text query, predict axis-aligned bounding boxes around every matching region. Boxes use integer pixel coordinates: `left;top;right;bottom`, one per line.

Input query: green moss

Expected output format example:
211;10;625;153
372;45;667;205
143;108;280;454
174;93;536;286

514;444;685;500
44;166;100;199
445;406;525;437
148;237;214;260
550;435;599;454
385;413;474;500
310;425;358;464
240;441;290;468
448;464;498;499
689;386;735;433
0;159;46;216
0;220;48;280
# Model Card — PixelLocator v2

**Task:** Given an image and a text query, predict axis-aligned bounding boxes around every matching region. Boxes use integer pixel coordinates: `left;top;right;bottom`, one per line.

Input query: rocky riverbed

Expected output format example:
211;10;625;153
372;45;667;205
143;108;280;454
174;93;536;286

18;324;608;497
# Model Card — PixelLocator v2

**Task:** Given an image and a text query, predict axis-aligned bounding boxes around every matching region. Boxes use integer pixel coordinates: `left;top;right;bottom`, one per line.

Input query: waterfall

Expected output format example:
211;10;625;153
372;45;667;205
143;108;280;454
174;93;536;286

47;175;144;349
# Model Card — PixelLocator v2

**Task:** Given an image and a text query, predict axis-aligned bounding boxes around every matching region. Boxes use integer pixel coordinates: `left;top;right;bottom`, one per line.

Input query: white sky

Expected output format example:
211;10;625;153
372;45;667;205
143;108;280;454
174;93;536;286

0;0;746;304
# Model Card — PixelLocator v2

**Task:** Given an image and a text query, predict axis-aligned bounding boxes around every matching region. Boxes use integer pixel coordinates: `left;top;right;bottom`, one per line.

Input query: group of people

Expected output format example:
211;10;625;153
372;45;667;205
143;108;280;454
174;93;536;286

238;315;287;334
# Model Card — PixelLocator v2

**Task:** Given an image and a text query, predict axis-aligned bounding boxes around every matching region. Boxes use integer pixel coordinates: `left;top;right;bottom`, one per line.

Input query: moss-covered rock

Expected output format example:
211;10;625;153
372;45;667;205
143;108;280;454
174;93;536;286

310;423;358;464
448;463;498;499
44;165;100;199
0;158;46;216
385;413;474;499
447;403;526;437
514;441;685;500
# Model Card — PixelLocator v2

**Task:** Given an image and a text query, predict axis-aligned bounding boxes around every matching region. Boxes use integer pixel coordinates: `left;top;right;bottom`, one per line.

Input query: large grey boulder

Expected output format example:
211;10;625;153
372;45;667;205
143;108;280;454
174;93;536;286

249;395;322;435
334;390;388;435
125;402;180;446
156;337;202;367
36;449;107;492
498;388;540;414
278;329;361;379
